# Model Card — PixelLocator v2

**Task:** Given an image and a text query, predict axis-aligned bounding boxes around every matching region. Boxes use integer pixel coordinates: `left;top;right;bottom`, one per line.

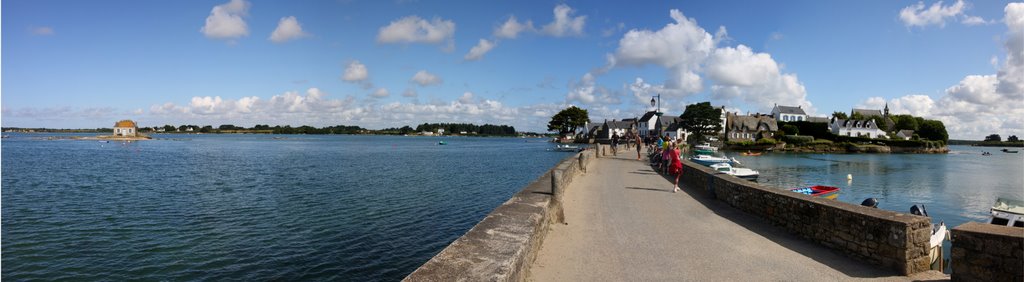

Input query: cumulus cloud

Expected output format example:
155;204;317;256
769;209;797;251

608;9;715;96
269;16;309;43
464;39;496;61
494;16;534;39
29;26;54;36
566;73;620;105
458;92;475;104
541;4;586;37
860;3;1024;139
706;45;813;113
411;70;443;86
899;0;989;28
376;15;455;50
371;88;390;98
402;88;418;98
200;0;250;40
342;60;372;89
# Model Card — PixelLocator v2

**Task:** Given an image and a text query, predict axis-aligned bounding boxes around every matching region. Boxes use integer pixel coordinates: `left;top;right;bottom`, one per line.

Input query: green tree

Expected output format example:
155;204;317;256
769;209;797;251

163;125;176;132
985;134;1002;142
679;102;723;144
850;111;866;120
918;120;948;141
831;111;848;120
893;115;919;132
1009;135;1020;142
547;106;590;136
199;125;214;133
781;124;799;136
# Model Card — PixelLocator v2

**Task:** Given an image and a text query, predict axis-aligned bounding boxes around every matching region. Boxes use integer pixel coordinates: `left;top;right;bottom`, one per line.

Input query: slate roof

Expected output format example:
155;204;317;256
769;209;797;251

897;130;914;137
775;105;807;115
852;108;883;117
806;116;830;123
831;118;878;129
639;111;658;122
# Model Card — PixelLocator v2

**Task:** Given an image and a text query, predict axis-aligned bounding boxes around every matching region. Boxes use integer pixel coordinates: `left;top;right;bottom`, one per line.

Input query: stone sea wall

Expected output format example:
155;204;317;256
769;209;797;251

679;160;934;275
950;222;1024;281
403;147;595;282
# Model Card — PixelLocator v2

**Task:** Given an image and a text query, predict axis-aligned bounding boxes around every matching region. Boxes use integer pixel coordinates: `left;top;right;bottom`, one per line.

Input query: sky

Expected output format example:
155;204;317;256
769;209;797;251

2;0;1021;139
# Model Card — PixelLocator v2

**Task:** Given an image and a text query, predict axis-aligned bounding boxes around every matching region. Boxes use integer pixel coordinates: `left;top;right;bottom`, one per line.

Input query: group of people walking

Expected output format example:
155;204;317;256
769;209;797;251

612;132;685;192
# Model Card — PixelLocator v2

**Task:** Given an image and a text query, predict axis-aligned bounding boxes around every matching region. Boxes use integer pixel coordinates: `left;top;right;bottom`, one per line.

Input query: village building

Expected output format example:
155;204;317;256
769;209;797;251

725;113;778;142
113;120;138;137
637;111;659;138
896;130;915;140
829;117;888;139
851;104;895;130
771;104;808;122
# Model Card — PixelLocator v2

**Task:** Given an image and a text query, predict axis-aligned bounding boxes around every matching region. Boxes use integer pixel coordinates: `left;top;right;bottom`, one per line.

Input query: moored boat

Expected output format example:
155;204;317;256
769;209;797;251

689;154;733;166
909;204;950;269
709;163;759;181
788;185;840;199
740;151;762;156
989;198;1024;227
553;144;581;152
1001;148;1019;153
693;143;718;155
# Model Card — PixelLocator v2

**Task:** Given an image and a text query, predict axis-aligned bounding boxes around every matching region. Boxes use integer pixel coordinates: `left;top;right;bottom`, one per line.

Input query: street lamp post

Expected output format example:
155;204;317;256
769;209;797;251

650;94;662;137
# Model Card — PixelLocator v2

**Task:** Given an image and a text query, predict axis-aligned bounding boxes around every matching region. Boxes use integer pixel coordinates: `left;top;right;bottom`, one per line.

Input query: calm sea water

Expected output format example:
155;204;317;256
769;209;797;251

728;145;1024;271
2;134;573;281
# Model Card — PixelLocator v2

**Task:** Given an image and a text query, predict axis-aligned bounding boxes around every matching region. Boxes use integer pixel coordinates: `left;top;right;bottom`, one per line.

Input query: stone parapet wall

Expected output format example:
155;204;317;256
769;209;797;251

950;222;1024;281
403;150;592;282
679;161;933;275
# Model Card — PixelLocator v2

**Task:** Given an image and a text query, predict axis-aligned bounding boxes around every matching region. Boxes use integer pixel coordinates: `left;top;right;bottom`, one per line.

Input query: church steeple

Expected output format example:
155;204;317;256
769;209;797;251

884;103;889;117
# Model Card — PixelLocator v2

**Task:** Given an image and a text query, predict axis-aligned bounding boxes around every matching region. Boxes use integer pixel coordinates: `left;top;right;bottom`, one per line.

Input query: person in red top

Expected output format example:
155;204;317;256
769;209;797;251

668;141;683;193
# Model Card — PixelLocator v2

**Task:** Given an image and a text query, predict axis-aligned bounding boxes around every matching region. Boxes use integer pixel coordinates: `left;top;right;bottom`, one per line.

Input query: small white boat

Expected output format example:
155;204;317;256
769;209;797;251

709;163;759;181
990;198;1024;227
693;143;718;154
553;144;581;152
910;205;950;268
689;154;732;166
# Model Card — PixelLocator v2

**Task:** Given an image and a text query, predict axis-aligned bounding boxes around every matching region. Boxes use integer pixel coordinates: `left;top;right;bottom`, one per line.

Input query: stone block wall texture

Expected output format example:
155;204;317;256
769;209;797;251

404;151;592;282
680;161;933;275
950;222;1024;282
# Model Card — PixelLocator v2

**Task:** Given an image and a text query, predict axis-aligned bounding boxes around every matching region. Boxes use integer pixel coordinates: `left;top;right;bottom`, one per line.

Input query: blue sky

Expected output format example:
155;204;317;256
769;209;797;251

3;0;1021;139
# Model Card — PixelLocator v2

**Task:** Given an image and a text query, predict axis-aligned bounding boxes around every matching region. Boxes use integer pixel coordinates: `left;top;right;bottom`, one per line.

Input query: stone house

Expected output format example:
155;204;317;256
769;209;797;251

113;120;138;137
830;117;888;139
725;113;778;142
596;119;634;142
771;104;808;122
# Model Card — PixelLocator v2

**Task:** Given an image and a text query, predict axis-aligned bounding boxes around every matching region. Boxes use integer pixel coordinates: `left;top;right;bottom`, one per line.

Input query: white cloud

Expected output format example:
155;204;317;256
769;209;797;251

29;26;54;36
458;92;475;104
371;88;390;98
464;39;496;61
269;16;309;43
495;16;534;39
898;0;988;28
608;9;716;97
342;60;372;89
402;88;418;97
706;45;813;113
541;4;586;37
566;73;620;105
376;15;456;49
411;70;443;86
961;15;991;25
200;0;250;40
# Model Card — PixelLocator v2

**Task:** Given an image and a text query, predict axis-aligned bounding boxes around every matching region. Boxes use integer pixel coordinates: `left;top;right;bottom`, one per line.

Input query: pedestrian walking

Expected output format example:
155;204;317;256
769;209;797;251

635;134;643;160
669;141;683;192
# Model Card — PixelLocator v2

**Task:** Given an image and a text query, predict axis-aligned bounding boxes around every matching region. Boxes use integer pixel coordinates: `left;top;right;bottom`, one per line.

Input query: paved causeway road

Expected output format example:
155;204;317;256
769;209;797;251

529;148;946;281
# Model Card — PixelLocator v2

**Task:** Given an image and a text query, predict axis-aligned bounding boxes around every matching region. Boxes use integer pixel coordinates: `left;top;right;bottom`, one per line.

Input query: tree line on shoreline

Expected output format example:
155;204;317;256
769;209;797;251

3;122;531;136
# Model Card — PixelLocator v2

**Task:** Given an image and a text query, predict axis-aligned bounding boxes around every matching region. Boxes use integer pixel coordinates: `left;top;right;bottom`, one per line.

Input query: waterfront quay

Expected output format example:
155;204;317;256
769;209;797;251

406;146;1021;281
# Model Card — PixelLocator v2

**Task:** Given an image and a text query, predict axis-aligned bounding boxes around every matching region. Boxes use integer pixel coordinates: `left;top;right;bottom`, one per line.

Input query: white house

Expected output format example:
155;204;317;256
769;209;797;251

596;119;634;141
113;120;137;137
771;104;808;122
896;130;915;140
637;111;659;138
830;117;888;139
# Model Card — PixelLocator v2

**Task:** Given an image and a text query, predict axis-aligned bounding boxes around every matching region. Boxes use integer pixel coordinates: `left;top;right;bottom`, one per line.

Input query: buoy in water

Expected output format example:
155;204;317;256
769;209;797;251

847;174;853;180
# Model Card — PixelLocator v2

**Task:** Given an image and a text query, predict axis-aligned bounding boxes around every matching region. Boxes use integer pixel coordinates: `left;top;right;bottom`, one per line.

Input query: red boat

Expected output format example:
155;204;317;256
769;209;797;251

789;185;840;199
